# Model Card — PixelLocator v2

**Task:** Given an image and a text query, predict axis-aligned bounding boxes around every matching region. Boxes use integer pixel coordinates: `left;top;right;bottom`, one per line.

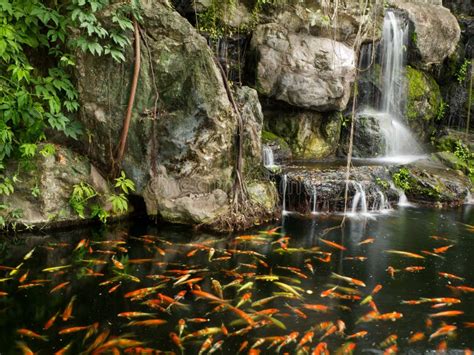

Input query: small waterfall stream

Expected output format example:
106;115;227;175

351;182;368;214
262;145;276;168
358;11;423;159
282;174;288;215
311;187;318;214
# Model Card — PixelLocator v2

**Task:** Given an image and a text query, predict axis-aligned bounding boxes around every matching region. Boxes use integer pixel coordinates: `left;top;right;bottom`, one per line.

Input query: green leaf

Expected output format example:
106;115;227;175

19;143;37;158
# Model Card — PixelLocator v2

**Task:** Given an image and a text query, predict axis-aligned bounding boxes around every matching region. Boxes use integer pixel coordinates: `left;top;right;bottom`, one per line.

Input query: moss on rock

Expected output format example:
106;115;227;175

405;66;442;140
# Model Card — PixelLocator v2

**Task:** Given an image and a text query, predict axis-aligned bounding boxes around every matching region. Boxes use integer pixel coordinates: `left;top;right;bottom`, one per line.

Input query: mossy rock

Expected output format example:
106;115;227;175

391;163;470;205
405;66;442;140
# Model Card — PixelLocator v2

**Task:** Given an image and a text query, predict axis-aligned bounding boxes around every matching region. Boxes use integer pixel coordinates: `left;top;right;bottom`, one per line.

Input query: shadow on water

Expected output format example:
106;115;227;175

0;207;473;353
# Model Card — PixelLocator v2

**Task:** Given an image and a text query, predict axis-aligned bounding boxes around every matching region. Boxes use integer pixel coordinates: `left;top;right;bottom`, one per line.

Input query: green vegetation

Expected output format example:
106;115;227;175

375;177;390;190
405;66;441;122
392;168;411;191
69;171;135;223
0;0;141;228
456;59;471;84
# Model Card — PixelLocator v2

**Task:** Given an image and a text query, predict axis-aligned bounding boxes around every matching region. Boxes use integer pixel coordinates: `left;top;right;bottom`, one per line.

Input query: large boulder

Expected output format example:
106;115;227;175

263;105;342;159
75;1;276;228
390;0;461;66
0;145;110;230
341;114;387;158
251;23;356;111
405;66;442;139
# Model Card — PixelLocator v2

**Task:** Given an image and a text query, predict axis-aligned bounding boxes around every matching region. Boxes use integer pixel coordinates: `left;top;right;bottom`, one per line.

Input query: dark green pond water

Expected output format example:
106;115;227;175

1;206;473;354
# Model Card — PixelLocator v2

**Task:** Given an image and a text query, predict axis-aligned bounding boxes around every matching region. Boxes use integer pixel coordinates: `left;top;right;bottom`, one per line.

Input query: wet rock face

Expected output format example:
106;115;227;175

390;0;461;66
405;66;442;140
251;23;356;111
341;115;387;158
263;104;342;160
75;2;276;228
0;145;110;229
391;159;471;205
281;165;399;214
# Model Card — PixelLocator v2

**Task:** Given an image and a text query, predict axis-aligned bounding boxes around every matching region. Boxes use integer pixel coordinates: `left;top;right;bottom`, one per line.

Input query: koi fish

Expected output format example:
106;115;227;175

320;286;338;297
42;265;72;273
17;328;48;341
386;266;398;279
303;304;329;312
111;257;124;269
420;297;461;304
62;296;76;321
438;272;464;281
377;312;403;321
429;310;464;318
58;326;90;334
448;285;474;293
358;238;375;245
297;330;314;349
124;286;163;299
331;272;366;287
433;245;454;254
405;266;425;272
50;282;70;294
169;332;184;352
346;331;368;339
320;238;346;251
408;332;425;343
380;334;397;348
44;311;60;330
118;312;156;319
16;341;34;355
429;325;457;341
191;290;227;303
126;319;167;327
421;250;446;259
383;250;425;259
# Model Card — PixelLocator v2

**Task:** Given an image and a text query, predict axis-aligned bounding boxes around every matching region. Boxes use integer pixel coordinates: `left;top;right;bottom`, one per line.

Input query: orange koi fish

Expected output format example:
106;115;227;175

331;272;366;287
429;325;456;341
429;310;464;318
17;328;48;341
408;332;425;343
303;304;329;312
372;284;383;294
438;272;464;281
405;266;425;272
433;245;454;254
198;335;214;355
58;326;90;334
126;319;167;327
320;238;346;251
358;238;375;245
50;282;70;294
346;331;368;339
44;311;60;330
297;330;314;349
320;286;338;297
383;250;425;259
62;296;76;321
449;285;474;293
312;342;329;355
377;312;403;321
191;290;226;303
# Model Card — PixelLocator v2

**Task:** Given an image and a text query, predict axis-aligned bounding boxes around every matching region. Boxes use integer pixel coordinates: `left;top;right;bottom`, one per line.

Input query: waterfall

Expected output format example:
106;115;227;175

359;10;423;159
351;182;368;214
263;145;276;168
282;174;288;215
398;191;412;207
465;190;474;204
372;189;391;212
311;187;318;214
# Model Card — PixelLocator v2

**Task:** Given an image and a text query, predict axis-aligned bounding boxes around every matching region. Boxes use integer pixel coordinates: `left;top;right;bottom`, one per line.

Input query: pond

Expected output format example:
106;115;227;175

1;206;473;354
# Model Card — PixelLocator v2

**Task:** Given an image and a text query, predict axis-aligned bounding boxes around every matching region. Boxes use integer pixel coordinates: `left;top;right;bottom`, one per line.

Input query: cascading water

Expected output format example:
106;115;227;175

282;174;288;215
311;187;318;214
351;182;368;214
262;145;276;168
358;11;423;161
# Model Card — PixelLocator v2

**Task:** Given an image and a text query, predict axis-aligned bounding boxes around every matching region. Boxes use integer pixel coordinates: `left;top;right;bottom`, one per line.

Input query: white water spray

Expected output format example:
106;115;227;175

263;145;276;168
351;182;368;214
282;174;288;215
311;187;318;214
359;11;423;160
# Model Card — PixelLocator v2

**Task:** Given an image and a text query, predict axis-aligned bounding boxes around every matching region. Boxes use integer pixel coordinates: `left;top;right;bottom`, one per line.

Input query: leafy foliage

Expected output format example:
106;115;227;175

456;59;471;84
392;168;411;191
0;0;141;169
69;171;135;223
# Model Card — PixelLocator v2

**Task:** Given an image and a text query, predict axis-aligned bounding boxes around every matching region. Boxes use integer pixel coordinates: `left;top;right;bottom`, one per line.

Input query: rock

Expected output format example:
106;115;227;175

391;159;471;204
0;145;111;230
432;151;470;175
390;0;461;66
247;181;279;214
235;86;264;170
341;114;386;158
405;66;442;139
261;131;292;163
251;23;356;111
263;105;342;159
75;1;276;229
